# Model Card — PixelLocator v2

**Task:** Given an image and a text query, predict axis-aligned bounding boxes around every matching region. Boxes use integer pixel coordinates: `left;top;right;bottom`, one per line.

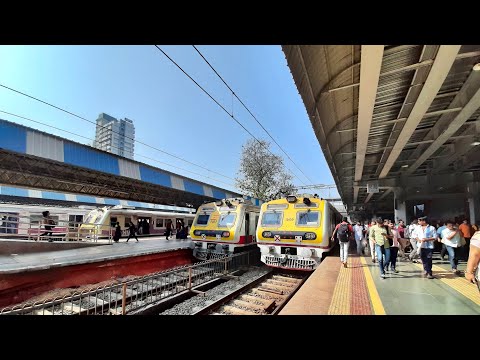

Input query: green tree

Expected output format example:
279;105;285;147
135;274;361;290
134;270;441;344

235;139;294;201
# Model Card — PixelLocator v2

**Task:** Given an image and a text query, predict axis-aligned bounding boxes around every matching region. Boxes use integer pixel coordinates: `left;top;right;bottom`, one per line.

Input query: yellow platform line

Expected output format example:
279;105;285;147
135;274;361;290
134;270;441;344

360;256;386;315
413;263;480;306
328;261;351;315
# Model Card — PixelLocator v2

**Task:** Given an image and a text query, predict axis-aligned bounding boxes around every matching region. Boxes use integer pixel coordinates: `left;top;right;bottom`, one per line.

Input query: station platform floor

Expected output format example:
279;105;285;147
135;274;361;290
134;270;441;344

0;237;194;308
0;237;193;274
280;253;480;315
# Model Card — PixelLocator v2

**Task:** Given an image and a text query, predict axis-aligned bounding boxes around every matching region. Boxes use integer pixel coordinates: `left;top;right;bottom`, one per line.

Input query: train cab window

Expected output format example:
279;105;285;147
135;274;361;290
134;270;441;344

85;209;105;224
296;211;320;226
125;217;131;228
261;212;283;226
218;213;236;227
69;215;84;229
196;214;210;225
155;218;164;228
110;217;117;227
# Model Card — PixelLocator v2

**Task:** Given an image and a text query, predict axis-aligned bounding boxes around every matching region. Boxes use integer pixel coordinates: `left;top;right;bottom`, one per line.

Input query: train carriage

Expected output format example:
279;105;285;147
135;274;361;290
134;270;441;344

0;203;91;239
256;194;342;271
190;198;260;260
78;205;195;240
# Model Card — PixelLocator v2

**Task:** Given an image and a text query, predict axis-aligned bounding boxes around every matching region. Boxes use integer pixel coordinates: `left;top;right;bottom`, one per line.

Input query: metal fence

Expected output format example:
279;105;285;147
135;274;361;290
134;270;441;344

0;214;112;243
0;250;258;315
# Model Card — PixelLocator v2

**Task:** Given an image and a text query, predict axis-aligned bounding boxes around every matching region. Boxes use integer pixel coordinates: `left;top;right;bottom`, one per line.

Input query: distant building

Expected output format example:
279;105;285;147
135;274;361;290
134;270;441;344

94;113;135;159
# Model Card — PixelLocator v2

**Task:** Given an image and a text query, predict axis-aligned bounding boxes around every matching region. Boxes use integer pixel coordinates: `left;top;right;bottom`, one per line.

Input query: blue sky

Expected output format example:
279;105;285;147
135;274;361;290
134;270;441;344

0;45;339;198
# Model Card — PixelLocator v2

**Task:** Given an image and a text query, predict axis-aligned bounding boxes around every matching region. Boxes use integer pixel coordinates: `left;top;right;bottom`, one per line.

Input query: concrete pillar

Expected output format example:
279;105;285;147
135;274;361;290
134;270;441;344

466;182;480;225
394;188;407;224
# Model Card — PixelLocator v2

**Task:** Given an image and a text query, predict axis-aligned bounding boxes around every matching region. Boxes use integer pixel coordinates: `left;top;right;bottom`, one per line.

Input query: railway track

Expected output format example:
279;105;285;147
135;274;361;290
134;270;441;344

192;271;308;315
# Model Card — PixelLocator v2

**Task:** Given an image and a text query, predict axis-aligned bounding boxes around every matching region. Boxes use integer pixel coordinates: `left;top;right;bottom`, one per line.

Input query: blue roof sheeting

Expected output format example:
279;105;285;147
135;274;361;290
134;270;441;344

212;189;226;199
42;191;66;201
0;118;263;205
183;180;204;196
0;121;26;154
64;142;120;175
139;165;172;188
0;186;29;197
76;195;97;203
104;198;121;206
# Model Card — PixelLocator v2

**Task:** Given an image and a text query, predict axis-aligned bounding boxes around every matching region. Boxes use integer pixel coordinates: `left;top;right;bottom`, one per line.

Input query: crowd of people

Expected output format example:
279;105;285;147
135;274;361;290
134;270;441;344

332;216;480;287
112;218;189;242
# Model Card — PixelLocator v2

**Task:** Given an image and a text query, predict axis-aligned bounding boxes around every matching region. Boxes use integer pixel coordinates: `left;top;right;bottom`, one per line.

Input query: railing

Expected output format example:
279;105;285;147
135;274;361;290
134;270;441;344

0;214;113;243
0;250;258;315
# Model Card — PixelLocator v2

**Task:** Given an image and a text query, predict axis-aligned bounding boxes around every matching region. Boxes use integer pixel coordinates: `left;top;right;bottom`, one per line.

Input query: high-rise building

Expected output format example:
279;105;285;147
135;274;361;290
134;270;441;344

94;113;135;159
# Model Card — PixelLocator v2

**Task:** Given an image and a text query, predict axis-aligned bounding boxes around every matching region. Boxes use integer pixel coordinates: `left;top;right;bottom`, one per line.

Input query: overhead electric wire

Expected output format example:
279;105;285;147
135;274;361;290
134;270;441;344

192;45;315;185
153;45;307;187
0;109;239;192
0;83;234;183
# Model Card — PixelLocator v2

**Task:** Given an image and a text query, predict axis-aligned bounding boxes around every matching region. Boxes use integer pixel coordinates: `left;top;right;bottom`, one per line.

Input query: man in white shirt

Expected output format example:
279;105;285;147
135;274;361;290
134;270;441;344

441;220;462;274
353;221;364;256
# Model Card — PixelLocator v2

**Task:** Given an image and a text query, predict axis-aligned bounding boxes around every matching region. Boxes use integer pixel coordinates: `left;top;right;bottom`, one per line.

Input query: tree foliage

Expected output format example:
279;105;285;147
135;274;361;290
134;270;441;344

235;139;294;201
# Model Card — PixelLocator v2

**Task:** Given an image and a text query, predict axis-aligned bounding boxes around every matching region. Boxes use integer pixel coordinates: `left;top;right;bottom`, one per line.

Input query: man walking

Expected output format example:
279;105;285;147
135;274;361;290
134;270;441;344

413;216;436;279
332;217;353;268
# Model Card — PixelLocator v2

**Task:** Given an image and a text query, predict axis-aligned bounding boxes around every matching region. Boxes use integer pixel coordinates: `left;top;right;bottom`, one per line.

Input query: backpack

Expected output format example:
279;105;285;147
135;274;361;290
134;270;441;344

337;223;350;242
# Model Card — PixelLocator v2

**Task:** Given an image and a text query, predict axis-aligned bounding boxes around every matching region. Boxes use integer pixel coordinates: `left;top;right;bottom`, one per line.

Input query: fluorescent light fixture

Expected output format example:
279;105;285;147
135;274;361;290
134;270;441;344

471;141;480;146
401;164;409;168
473;63;480;71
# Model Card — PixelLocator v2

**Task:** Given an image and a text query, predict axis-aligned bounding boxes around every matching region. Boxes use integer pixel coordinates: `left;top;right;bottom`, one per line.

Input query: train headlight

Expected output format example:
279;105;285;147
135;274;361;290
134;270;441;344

194;230;201;236
222;231;230;237
262;231;272;238
304;232;316;240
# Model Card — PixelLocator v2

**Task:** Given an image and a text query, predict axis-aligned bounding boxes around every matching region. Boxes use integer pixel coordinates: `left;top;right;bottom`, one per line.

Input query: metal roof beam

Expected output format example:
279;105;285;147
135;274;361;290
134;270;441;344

364;192;374;203
434;120;480;171
355;45;384;182
379;45;461;178
405;75;480;174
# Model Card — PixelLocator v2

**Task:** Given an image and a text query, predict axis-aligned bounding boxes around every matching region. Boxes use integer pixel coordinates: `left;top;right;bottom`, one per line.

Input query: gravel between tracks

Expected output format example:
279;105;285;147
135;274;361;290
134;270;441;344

159;267;270;315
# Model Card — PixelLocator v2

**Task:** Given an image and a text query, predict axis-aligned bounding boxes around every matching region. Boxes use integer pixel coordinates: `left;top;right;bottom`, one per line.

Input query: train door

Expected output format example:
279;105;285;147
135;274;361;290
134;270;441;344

245;213;250;242
250;212;259;243
137;217;151;235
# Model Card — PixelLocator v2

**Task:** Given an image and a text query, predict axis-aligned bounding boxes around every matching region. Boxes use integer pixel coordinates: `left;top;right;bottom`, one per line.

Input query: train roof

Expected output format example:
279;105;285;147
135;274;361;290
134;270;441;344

91;206;195;218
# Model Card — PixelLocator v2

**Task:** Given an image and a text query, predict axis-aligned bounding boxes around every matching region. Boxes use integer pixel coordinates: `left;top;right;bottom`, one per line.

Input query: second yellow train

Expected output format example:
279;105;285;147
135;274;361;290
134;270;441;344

255;194;342;270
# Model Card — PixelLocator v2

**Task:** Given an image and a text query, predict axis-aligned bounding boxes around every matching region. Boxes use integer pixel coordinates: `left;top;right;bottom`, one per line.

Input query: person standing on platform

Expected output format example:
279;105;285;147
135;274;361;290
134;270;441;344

408;219;420;262
113;222;121;243
368;220;377;263
370;218;390;279
465;231;480;288
353;221;364;256
441;221;462;274
41;210;55;241
436;221;447;260
413;216;436;279
165;219;172;240
459;219;473;260
386;222;400;273
331;217;353;268
126;221;139;242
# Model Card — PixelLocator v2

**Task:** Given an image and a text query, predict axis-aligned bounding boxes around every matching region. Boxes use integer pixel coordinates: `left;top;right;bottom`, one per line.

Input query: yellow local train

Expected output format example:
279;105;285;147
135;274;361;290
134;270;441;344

256;194;342;271
190;197;260;260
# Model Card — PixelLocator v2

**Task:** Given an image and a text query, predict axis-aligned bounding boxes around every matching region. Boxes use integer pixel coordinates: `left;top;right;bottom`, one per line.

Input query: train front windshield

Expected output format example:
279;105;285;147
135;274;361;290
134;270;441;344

84;208;106;224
